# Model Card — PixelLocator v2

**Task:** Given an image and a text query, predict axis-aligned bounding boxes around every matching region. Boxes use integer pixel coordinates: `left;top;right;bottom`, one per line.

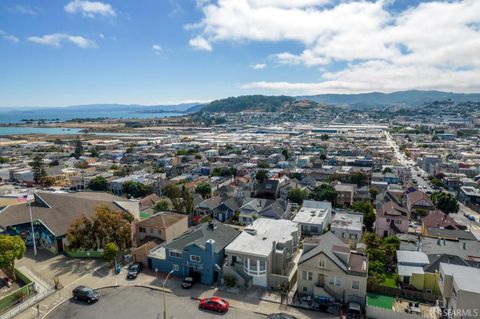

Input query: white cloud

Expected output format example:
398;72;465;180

190;0;480;93
27;33;96;48
12;4;38;15
0;30;19;43
64;0;116;18
152;44;163;55
251;63;266;70
189;36;212;51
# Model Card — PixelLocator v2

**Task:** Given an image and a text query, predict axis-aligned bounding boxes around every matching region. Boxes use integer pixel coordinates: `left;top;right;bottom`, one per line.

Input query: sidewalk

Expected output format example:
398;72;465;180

15;265;328;319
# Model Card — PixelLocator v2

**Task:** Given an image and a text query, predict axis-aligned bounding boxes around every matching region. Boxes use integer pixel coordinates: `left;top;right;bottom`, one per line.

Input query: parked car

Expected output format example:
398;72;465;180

345;302;363;319
181;277;195;289
466;215;476;222
126;263;142;279
72;286;100;304
199;297;229;313
267;313;298;319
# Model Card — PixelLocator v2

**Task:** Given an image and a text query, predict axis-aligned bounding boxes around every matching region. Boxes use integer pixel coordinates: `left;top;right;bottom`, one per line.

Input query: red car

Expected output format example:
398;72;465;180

199;297;230;313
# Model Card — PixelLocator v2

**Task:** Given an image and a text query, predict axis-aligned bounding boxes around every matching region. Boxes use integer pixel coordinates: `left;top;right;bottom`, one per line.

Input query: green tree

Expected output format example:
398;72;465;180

282;149;289;160
102;242;119;263
182;186;194;214
0;235;26;281
163;184;183;212
255;170;268;182
320;134;329;141
73;136;84;159
66;207;132;250
353;201;376;231
287;187;307;205
369;187;379;201
122;181;153;198
153;199;170;212
89;176;109;192
90;147;99;157
431;191;459;214
308;184;337;202
196;182;212;199
30;154;47;185
350;172;367;187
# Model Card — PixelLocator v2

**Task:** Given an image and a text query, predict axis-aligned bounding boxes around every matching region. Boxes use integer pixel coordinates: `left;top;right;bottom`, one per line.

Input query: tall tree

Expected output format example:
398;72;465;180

282;149;289;160
66;207;132;250
30;154;47;185
196;182;212;199
353;200;376;231
432;191;459;214
163;184;183;212
0;235;26;281
288;187;307;205
89;176;109;192
350;171;367;187
308;184;337;202
255;170;268;182
122;181;153;198
73;136;84;159
182;186;195;214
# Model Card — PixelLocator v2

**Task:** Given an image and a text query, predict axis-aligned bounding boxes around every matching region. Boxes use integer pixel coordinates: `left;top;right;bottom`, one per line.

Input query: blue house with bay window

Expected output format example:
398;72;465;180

147;221;240;285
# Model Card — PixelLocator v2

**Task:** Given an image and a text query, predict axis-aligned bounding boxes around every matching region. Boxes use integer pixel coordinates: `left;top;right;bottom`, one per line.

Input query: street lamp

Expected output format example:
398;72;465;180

163;269;174;319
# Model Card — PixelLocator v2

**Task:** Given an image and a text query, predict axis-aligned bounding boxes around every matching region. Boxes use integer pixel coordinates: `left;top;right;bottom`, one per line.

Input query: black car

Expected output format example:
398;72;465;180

72;286;99;304
267;313;298;319
127;263;142;279
181;277;195;289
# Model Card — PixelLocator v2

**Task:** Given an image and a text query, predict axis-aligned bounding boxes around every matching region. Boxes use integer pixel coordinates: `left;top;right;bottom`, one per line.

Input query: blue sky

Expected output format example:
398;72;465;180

1;0;479;107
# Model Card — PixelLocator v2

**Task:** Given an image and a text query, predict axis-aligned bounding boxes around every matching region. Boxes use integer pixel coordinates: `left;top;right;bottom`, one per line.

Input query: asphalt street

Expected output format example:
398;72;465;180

46;286;267;319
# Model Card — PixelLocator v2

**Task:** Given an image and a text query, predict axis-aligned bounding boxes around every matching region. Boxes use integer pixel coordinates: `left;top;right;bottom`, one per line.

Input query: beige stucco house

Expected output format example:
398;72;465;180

296;232;368;306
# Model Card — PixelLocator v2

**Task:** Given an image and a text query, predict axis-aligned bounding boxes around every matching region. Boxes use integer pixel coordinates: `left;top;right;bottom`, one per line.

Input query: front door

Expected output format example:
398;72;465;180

317;274;325;286
56;238;64;253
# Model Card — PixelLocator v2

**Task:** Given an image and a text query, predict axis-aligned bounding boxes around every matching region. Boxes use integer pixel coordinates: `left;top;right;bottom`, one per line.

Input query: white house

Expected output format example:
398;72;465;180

293;200;332;235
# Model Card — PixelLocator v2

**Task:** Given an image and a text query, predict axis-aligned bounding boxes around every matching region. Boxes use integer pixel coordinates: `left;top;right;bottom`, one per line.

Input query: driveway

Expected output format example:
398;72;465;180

46;286;267;319
16;249;106;288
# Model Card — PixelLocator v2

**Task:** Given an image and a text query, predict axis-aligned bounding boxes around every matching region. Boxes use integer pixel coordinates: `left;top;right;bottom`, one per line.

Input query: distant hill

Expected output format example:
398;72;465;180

200;95;296;113
298;90;480;107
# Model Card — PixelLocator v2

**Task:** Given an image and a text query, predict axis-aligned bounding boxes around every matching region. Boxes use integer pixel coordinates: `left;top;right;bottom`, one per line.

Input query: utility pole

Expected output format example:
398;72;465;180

163;269;174;319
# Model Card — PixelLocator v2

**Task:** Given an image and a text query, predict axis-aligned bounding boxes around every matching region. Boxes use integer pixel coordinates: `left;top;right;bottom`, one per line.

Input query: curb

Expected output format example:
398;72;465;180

41;285;120;319
133;284;172;294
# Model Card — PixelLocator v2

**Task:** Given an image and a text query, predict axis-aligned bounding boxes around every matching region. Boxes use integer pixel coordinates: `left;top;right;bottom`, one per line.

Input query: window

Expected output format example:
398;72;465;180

139;227;146;233
318;259;326;268
386;219;390;223
350;233;357;240
335;277;341;287
352;280;360;290
302;271;313;281
172;264;179;271
169;251;182;258
190;255;201;263
303;286;308;293
395;220;402;225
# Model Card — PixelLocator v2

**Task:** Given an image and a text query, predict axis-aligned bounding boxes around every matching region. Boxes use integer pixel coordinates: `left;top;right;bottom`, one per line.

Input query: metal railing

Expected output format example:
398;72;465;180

0;288;55;319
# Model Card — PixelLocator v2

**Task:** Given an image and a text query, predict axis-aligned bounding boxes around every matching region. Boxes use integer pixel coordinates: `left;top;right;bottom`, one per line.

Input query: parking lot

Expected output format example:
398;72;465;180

46;286;267;319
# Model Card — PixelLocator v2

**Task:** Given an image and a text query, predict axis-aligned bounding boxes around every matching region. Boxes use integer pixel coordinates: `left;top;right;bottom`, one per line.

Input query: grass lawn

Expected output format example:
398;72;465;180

381;274;398;288
367;293;395;309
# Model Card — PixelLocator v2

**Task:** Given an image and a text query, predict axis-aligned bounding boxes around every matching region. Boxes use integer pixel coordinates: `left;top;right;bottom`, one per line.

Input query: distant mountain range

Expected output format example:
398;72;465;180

298;90;480;107
2;90;480;116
